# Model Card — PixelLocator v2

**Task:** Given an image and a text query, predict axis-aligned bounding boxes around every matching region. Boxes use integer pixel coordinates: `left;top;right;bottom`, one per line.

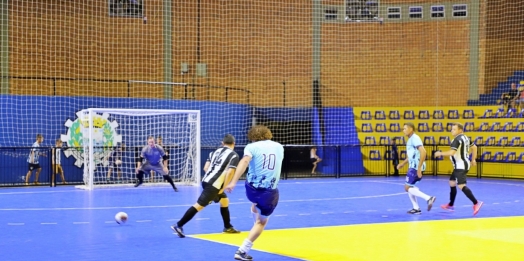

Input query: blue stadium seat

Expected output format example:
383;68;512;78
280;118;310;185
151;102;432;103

479;109;492;119
502;122;514;132
361;110;371;120
418;110;430;120
485;136;496;146
404;110;415;120
478;122;489;131
515;122;524;132
448;110;459;119
510;137;521;146
376;123;387;132
395;136;406;145
432;122;444;132
364;136;376;145
497;136;508;146
433;110;444;119
473;136;483;145
490;122;501;132
518;152;524;163
375;110;386;120
362;123;373;132
418;122;429;132
389;110;400;120
518;109;524;118
463;109;474;119
505;152;517;162
480;151;492;162
492;108;505;118
390;123;401;132
379;136;391;145
446;122;454;132
400;150;407;160
504;108;517;118
423;136;435;145
439;136;450;145
369;150;382;160
491;152;504;162
464;122;475;132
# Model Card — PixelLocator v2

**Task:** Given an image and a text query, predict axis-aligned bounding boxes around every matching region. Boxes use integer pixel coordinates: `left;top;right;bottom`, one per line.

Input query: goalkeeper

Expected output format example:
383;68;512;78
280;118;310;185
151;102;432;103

135;136;178;192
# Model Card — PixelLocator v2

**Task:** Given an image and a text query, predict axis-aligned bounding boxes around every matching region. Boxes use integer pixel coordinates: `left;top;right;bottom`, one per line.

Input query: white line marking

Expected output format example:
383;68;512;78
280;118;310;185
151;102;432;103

8;223;24;226
165;219;177;222
343;211;354;213
387;209;399;211
274;214;288;217
41;222;57;225
515;200;520;203
321;212;334;215
73;222;89;224
365;210;378;212
136;220;151;223
196;218;210;220
105;221;115;224
493;203;500;205
298;213;311;216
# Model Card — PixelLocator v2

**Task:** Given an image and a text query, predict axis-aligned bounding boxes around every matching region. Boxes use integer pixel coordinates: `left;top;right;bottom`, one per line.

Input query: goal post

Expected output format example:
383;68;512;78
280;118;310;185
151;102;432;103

75;108;201;190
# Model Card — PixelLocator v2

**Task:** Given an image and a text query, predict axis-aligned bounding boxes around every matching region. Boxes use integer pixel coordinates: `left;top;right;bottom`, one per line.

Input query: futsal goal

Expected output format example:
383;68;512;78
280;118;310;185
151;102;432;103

74;108;201;190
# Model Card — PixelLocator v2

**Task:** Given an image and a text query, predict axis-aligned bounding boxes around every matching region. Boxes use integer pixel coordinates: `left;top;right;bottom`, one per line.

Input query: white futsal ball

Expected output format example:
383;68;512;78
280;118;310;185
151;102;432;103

115;212;128;224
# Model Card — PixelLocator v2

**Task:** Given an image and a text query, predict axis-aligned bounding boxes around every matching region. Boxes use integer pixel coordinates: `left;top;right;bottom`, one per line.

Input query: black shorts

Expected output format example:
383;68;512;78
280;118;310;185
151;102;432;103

196;182;227;207
310;158;318;164
28;163;41;171
450;169;468;185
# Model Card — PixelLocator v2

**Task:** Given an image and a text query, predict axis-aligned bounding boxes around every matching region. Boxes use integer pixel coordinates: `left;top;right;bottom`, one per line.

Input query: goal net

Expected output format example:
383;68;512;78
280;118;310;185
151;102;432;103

75;108;200;190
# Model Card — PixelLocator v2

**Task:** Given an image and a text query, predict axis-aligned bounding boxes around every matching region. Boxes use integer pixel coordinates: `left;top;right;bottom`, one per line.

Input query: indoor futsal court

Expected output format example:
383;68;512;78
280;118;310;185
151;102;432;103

1;176;523;261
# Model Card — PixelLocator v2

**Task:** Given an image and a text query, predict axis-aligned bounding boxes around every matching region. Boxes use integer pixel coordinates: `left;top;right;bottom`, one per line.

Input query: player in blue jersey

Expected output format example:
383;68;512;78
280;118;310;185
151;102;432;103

397;123;436;214
135;136;178;192
225;125;284;261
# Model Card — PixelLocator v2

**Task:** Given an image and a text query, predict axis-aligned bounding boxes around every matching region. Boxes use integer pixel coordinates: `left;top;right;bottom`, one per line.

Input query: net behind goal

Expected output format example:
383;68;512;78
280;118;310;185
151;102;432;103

74;108;200;190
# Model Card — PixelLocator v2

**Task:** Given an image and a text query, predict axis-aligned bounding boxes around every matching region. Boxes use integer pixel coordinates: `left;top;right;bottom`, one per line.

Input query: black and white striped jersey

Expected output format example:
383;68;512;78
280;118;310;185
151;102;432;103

202;147;239;189
450;134;472;170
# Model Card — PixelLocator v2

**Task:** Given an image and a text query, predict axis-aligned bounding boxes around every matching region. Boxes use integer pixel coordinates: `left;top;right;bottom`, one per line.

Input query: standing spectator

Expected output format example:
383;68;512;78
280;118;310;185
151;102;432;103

25;134;45;185
52;139;67;186
310;146;322;174
107;143;125;183
391;138;399;176
499;83;519;112
515;84;524;111
225;125;284;261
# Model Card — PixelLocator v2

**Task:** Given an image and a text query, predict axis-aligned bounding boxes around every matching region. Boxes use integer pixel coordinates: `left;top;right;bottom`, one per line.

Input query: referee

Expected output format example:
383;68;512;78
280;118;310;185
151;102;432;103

171;134;241;237
435;123;483;215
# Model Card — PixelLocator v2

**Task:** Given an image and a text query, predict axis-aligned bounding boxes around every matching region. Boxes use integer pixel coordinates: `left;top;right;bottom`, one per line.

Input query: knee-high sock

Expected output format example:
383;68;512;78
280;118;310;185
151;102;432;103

408;192;419;209
408;187;431;201
461;186;478;205
449;186;457;206
177;206;198;227
163;175;177;189
220;207;232;228
137;171;144;183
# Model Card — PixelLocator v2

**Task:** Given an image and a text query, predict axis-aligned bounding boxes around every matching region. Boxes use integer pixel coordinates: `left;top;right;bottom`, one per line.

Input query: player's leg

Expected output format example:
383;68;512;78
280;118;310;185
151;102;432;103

156;164;177;191
58;165;66;184
25;164;33;184
404;169;422;214
51;164;57;186
456;170;483;215
442;171;458;211
150;170;155;183
218;194;240;233
135;163;148;187
171;184;215;238
106;165;113;181
311;158;317;174
34;166;41;185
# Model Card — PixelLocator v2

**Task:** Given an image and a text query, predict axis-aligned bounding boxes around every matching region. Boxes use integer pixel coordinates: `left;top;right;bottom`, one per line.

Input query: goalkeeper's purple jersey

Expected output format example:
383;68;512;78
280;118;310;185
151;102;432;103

140;145;165;165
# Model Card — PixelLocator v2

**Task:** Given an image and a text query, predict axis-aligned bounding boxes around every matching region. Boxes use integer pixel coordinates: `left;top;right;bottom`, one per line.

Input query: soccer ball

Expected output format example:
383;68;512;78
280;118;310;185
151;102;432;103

115;212;128;224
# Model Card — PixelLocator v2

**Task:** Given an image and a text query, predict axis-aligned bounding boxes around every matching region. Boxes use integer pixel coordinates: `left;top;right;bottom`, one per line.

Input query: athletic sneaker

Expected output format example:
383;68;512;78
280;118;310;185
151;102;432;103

223;227;241;234
171;225;185;238
473;201;484;216
234;250;253;261
407;209;422;215
173;186;179;192
134;181;143;187
440;204;455;211
427;196;436;211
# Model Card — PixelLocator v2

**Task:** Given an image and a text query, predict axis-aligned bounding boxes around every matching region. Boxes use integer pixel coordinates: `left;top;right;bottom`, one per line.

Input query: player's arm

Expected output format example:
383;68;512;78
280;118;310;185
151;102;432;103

417;145;426;172
219;168;236;194
225;155;251;193
397;158;409;169
435;139;459;157
203;161;211;173
470;144;477;165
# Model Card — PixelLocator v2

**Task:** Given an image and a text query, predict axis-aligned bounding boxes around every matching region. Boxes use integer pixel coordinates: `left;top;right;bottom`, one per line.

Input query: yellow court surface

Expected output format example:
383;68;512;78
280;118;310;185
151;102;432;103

193;216;524;261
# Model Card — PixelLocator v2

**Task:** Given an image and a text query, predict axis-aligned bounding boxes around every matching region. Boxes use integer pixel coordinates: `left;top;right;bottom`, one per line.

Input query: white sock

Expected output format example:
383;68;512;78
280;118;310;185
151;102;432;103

408;187;431;201
408;192;419;209
238;239;253;254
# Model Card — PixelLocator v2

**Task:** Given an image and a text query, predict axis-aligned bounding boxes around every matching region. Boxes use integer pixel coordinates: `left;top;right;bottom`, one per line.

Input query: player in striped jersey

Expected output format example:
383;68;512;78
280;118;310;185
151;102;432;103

435;123;483;215
397;123;436;214
225;125;284;261
25;134;45;185
52;139;67;186
171;134;240;237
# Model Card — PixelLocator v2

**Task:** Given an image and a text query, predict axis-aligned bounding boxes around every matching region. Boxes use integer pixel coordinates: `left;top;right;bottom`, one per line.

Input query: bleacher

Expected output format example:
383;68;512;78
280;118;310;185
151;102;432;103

355;106;524;178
